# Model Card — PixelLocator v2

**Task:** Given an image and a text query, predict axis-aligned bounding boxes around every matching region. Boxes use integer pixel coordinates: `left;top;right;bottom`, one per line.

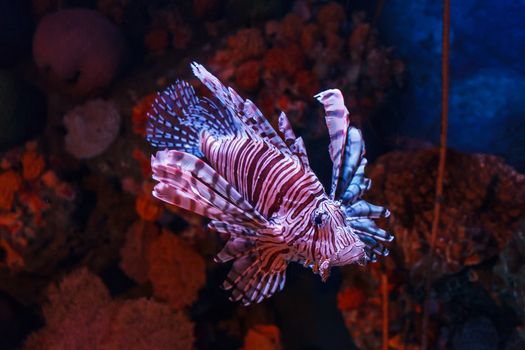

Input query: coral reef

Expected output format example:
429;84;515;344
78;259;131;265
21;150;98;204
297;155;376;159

63;99;121;159
208;2;403;130
0;1;522;349
147;230;206;310
365;148;525;284
33;9;126;96
119;220;160;284
241;324;282;350
23;268;195;350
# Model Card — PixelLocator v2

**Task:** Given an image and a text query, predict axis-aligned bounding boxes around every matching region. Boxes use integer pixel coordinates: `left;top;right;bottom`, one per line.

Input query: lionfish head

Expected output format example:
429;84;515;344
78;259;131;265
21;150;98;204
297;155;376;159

311;200;366;268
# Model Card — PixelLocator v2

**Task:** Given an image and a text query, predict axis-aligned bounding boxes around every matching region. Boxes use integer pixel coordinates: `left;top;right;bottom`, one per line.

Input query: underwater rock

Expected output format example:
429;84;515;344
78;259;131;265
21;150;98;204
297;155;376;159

23;268;195;350
63;99;121;159
33;9;126;96
0;71;46;150
365;148;525;284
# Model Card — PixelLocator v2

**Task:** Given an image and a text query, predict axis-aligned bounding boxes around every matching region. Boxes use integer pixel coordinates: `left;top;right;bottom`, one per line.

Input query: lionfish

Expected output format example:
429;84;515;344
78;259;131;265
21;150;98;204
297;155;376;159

147;63;393;305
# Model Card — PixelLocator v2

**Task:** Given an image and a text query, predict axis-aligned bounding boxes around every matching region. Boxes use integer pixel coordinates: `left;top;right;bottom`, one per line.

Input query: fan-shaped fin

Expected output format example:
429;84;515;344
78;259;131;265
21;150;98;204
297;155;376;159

340;158;370;205
191;62;291;155
151;149;267;227
314;89;349;199
344;200;390;220
223;247;288;305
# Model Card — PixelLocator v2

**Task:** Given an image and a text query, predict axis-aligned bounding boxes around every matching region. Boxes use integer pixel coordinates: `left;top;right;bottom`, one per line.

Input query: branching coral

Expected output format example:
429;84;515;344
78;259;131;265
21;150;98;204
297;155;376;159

23;268;195;350
119;220;160;284
207;1;402;130
147;230;206;310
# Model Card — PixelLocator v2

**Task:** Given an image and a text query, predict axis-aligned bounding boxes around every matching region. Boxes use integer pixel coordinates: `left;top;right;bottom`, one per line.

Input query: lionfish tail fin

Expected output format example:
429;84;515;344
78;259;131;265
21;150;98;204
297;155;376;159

151;150;267;227
146;79;239;157
221;248;288;305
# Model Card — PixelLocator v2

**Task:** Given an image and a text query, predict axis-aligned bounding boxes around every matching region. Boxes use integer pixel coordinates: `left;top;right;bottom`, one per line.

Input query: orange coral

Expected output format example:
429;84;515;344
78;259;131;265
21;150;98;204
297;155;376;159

132;94;156;136
21;149;45;181
235;60;262;92
349;23;371;61
144;29;170;53
280;13;303;43
316;2;346;33
0;170;22;210
241;324;282;350
227;28;266;63
0;238;25;268
300;23;321;53
294;69;320;97
136;192;163;222
19;191;49;225
337;286;366;311
120;220;160;283
132;148;152;178
264;45;305;79
147;230;206;310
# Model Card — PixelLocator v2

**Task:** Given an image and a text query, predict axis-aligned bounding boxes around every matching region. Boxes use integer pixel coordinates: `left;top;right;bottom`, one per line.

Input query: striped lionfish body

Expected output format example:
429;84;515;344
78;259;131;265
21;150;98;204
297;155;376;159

147;63;393;305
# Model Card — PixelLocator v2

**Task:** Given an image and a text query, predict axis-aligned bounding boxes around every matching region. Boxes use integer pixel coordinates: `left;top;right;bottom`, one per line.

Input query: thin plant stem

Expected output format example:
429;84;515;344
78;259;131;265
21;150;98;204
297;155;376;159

421;0;450;348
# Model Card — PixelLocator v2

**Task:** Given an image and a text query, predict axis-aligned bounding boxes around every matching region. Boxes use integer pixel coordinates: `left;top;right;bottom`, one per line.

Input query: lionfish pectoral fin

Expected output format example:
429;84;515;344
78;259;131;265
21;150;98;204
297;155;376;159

151;149;267;227
223;247;288;305
209;220;288;305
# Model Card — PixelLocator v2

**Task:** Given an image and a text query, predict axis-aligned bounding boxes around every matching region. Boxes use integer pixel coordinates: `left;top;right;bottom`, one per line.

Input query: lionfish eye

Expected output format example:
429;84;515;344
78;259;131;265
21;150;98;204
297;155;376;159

312;209;327;227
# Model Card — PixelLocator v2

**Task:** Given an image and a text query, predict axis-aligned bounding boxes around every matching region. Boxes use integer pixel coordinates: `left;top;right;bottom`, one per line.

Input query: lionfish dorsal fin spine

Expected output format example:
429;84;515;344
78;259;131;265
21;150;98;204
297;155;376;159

314;89;350;199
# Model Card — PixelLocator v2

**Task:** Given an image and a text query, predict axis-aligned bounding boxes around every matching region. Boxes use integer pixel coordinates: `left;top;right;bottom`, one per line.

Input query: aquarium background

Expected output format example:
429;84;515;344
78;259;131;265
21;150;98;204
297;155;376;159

0;0;524;349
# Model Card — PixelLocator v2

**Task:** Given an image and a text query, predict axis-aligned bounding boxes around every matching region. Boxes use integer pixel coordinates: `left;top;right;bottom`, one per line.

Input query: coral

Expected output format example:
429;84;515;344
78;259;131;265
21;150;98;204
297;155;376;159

135;182;163;222
227;28;266;64
33;9;126;96
241;324;282;350
147;230;206;310
144;29;170;53
21;142;45;181
337;286;366;311
103;298;195;349
119;221;160;284
63;99;121;159
207;5;402;138
316;2;346;33
24;269;195;350
0;170;21;211
365;149;525;284
279;13;303;44
235;60;262;92
150;8;193;51
131;94;156;136
0;238;24;268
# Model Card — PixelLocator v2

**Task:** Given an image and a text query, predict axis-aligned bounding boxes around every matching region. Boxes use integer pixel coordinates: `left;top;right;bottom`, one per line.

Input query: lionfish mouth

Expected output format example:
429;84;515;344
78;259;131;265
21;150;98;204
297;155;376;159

331;242;366;266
